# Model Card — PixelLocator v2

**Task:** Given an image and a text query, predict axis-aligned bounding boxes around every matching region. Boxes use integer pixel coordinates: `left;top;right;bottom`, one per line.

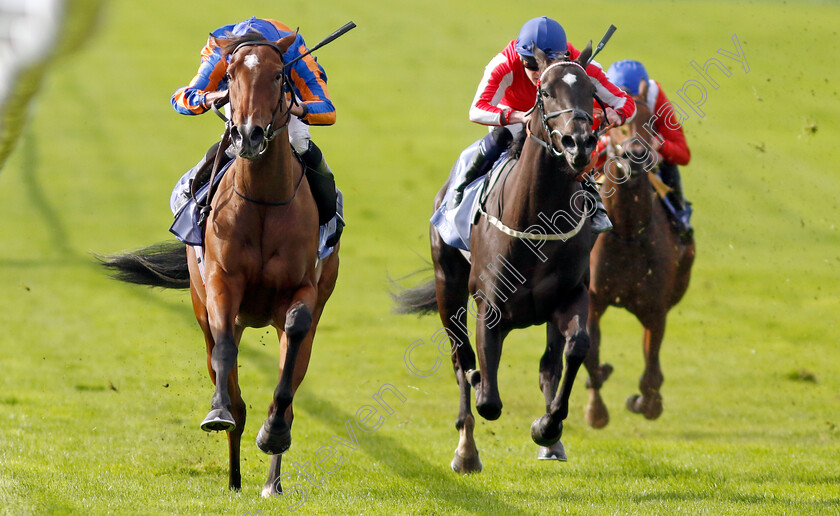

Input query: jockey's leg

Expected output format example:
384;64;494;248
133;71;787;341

170;141;234;215
658;162;692;239
581;179;613;234
452;126;513;207
289;116;344;245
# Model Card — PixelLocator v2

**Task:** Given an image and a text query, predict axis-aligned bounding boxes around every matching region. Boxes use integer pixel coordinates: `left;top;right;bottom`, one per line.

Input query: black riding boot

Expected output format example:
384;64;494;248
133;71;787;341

658;162;692;241
582;179;613;234
300;140;344;246
452;126;512;207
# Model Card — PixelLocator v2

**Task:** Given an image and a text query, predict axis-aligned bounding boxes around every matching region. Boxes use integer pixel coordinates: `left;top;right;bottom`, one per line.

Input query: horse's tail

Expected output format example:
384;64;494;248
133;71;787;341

390;271;438;315
98;240;190;289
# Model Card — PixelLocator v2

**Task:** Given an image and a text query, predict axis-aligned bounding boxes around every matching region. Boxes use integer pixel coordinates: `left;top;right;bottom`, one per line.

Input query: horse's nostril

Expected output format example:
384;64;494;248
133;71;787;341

560;135;576;150
249;126;265;146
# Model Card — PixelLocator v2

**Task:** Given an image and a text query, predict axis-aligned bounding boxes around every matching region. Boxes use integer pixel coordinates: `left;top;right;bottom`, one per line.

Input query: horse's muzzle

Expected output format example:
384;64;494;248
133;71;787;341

231;122;267;159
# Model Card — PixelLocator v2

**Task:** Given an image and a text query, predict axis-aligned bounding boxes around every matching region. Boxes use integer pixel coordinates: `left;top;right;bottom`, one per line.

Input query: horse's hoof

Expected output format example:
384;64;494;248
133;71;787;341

200;408;236;432
451;450;483;474
261;481;280;498
530;414;562;447
256;423;291;455
476;400;502;421
537;441;567;461
466;369;481;388
626;393;663;420
585;399;610;429
600;363;614;382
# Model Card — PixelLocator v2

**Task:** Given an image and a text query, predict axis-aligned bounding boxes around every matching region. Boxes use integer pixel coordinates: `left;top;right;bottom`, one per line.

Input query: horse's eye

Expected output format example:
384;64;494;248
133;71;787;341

275;71;284;82
224;73;231;81
541;90;550;98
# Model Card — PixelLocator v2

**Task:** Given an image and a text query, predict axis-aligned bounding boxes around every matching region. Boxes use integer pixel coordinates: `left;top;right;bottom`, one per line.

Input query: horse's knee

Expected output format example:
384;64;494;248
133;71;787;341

285;303;313;341
565;332;590;360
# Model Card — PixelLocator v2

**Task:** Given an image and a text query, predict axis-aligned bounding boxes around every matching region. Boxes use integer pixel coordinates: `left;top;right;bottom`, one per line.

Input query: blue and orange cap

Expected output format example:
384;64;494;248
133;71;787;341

231;17;282;40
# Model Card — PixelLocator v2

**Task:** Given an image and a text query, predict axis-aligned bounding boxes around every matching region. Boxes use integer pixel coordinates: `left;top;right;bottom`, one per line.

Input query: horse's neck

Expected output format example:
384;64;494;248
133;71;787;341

503;132;582;230
602;161;653;236
232;128;297;202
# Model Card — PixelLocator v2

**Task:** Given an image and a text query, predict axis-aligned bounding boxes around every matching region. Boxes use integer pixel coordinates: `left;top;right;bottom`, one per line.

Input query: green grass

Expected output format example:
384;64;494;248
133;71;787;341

1;0;839;514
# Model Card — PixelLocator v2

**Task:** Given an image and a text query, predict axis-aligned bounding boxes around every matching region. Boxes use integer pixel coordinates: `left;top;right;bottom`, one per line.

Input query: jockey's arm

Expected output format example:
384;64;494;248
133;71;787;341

286;37;335;126
171;37;229;115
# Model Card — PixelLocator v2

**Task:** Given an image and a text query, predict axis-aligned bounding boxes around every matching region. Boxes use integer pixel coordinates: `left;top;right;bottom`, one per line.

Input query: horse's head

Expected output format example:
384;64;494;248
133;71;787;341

606;80;660;178
531;43;598;172
222;32;297;159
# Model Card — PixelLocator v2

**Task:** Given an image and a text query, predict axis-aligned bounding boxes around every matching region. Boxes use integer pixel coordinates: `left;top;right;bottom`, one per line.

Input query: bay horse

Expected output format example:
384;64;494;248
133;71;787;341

395;44;600;471
583;81;695;428
101;33;339;496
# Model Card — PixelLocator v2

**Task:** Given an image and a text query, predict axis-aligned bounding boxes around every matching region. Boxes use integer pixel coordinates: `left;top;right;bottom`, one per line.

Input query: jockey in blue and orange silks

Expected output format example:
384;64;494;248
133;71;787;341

170;17;342;241
452;16;636;234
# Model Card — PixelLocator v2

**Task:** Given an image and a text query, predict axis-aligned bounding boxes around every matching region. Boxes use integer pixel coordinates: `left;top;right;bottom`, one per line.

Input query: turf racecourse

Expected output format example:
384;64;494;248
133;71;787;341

1;0;838;514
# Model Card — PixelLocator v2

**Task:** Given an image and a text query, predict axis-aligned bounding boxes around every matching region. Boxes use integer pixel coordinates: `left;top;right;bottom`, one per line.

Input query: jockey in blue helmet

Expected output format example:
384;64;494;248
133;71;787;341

454;16;636;234
607;59;693;239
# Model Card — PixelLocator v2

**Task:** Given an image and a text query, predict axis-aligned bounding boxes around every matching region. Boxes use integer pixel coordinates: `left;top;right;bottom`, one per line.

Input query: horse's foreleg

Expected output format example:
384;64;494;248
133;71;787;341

536;325;566;460
200;279;244;433
193;282;246;490
474;317;506;422
583;302;612;429
256;286;316;455
627;315;665;420
531;286;589;448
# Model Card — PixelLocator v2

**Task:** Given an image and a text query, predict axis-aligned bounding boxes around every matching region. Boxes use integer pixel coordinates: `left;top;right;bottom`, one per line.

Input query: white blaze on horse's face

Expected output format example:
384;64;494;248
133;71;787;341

562;73;577;87
244;53;259;70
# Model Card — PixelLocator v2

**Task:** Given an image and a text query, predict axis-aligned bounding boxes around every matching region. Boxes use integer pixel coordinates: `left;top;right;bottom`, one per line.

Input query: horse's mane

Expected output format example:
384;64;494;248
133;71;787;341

221;32;271;58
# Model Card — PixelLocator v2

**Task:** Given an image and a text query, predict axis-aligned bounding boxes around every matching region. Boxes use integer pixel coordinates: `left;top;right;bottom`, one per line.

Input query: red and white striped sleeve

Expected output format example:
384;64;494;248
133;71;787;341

585;59;636;123
469;51;515;126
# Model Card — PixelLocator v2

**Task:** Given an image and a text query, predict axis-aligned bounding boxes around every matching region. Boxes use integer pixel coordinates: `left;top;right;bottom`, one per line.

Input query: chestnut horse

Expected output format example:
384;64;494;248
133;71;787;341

395;45;600;471
101;33;339;495
583;81;695;428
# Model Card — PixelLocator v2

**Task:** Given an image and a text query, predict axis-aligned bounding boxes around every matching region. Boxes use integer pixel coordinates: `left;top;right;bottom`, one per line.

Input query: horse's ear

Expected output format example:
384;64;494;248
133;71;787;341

533;44;551;70
276;31;297;53
209;35;227;49
576;41;593;67
638;78;649;99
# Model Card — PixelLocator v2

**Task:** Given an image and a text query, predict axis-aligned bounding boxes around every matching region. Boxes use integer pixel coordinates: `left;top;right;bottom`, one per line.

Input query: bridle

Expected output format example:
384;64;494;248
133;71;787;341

211;40;295;154
193;39;300;224
527;61;594;158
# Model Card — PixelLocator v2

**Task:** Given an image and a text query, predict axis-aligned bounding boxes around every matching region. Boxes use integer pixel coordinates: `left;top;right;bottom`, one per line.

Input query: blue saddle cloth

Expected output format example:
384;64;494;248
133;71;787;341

430;139;514;251
169;162;342;260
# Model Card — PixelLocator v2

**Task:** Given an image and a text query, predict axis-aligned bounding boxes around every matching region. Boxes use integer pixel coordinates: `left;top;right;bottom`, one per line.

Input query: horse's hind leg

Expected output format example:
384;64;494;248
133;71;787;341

583;301;613;429
627;314;665;420
531;285;589;449
431;231;482;474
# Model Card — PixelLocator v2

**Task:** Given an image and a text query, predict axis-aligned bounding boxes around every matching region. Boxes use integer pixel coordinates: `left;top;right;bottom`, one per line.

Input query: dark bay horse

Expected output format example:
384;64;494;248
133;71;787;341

396;45;600;471
583;81;695;428
102;33;339;495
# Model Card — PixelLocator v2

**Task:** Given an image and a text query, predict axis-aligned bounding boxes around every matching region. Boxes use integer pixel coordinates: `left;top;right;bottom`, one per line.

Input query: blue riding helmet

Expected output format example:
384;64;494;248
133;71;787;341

606;60;650;95
231;16;282;41
515;16;567;58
